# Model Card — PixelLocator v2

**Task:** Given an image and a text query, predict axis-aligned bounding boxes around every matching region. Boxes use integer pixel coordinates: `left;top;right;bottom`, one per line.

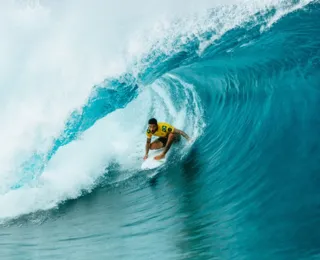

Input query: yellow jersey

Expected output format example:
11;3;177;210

146;122;175;138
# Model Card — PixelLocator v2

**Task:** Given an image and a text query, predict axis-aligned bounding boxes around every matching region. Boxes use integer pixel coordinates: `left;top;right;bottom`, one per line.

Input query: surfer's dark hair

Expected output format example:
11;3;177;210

148;118;157;125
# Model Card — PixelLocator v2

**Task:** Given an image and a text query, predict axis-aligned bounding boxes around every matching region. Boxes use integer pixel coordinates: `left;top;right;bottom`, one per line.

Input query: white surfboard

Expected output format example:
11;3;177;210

141;150;167;170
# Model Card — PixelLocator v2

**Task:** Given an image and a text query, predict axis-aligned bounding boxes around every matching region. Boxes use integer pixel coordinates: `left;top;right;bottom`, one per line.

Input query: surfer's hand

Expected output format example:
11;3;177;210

143;155;148;160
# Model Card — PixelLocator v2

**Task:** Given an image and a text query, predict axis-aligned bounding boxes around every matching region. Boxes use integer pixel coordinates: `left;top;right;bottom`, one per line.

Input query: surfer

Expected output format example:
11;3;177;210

144;118;190;160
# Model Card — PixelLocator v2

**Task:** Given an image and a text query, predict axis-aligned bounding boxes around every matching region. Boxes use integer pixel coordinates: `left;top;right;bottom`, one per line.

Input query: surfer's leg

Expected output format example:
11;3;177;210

154;134;176;160
162;133;177;154
167;133;176;145
150;139;164;150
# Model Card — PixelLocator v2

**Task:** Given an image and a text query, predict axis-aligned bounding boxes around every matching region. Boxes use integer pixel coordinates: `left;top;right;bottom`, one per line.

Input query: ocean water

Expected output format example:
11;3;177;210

1;0;320;259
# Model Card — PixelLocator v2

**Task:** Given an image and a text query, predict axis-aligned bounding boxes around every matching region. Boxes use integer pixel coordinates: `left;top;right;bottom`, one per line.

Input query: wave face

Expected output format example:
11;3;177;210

1;0;320;259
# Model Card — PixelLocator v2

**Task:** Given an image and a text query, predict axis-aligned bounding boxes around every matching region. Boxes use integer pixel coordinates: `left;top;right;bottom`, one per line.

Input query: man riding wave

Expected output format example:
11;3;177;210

144;118;190;160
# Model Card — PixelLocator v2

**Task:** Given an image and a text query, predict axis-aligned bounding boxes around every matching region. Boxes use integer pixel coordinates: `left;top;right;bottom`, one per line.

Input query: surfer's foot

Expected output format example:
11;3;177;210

154;153;165;160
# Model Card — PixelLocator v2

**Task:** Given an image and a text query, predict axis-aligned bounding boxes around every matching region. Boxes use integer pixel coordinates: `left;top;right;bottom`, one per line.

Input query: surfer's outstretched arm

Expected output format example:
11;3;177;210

173;128;190;141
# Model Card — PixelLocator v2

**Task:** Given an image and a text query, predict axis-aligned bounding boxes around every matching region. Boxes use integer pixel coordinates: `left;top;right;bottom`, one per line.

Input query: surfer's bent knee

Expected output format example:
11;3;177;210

149;143;156;150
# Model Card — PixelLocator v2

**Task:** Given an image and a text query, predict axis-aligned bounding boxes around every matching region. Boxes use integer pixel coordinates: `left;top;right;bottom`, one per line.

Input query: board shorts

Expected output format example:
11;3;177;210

156;134;181;146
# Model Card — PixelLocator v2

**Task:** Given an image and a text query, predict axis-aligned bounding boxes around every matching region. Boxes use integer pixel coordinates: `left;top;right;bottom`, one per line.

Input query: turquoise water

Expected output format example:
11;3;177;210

1;0;320;259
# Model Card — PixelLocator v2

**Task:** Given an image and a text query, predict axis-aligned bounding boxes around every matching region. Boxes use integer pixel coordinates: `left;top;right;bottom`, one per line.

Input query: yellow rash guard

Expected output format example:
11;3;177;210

146;122;175;138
